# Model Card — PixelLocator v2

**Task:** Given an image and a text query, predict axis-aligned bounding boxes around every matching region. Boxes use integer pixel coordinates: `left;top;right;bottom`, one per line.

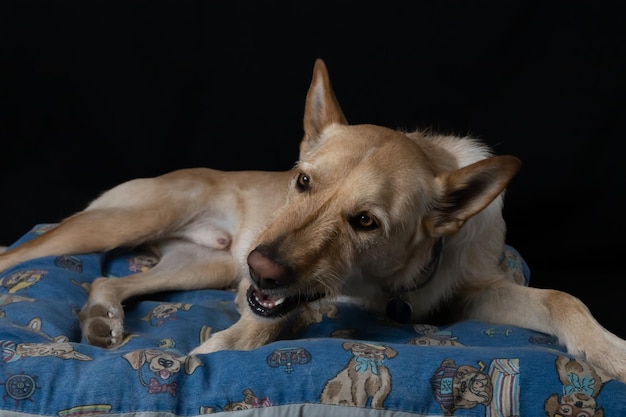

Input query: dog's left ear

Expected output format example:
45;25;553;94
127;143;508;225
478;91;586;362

423;155;521;238
183;354;203;374
300;59;348;158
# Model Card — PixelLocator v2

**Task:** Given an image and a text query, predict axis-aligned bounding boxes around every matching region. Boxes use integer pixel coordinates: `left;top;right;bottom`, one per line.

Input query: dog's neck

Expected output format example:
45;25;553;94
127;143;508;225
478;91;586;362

385;238;444;324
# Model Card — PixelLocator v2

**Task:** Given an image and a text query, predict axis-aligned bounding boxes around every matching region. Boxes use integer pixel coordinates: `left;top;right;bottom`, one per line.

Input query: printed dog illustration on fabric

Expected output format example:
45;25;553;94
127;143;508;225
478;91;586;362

320;342;397;409
123;349;202;396
430;358;493;415
544;355;611;417
0;58;625;383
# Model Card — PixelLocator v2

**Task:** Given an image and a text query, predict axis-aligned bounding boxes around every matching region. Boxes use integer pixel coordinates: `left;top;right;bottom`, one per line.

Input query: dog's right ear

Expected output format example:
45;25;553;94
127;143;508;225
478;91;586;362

300;59;348;158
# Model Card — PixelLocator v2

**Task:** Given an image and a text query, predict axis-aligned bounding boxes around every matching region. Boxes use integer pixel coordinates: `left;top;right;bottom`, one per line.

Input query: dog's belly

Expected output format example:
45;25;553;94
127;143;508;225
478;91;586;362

175;218;235;250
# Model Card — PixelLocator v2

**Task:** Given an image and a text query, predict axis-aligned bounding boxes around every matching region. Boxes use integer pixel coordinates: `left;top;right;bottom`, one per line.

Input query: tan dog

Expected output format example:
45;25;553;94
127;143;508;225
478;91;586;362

1;59;625;383
123;349;202;379
431;359;493;415
320;342;397;409
544;355;610;417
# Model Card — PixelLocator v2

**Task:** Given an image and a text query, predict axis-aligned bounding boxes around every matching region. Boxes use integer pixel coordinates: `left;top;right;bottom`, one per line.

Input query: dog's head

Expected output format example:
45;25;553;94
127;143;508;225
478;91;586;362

245;59;521;319
343;341;398;361
544;393;603;417
451;364;493;409
123;349;202;379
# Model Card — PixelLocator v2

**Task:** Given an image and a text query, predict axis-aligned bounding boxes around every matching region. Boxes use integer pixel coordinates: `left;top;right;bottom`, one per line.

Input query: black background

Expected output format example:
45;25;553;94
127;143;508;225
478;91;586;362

2;2;625;337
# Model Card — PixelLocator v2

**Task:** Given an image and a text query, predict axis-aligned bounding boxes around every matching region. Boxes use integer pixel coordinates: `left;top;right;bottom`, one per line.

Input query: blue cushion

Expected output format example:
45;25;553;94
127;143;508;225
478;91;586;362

1;224;624;416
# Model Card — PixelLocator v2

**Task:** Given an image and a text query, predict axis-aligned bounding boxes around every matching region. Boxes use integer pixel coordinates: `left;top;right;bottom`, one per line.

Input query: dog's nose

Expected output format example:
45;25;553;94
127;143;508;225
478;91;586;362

247;247;291;289
158;358;173;368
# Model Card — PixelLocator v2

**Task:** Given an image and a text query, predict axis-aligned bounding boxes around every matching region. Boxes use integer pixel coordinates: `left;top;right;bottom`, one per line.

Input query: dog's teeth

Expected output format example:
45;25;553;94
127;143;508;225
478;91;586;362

254;294;285;309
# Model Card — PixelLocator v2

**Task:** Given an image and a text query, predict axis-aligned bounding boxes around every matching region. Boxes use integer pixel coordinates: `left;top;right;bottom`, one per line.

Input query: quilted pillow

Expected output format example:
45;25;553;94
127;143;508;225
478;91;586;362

1;224;625;416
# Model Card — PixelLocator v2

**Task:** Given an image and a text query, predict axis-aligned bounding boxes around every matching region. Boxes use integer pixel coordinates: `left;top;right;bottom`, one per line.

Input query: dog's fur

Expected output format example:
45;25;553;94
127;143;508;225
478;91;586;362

1;59;625;382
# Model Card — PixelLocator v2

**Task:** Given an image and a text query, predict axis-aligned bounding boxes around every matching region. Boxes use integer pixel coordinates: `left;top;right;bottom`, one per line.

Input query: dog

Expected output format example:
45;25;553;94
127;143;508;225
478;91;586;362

1;58;625;383
430;358;494;416
544;355;611;417
123;348;202;396
320;342;397;409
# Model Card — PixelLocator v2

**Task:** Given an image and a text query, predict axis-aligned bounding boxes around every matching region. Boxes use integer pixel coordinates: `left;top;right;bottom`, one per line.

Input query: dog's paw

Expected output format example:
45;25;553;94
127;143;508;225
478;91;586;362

78;278;126;348
190;320;280;355
189;312;288;356
79;302;125;348
582;332;626;384
189;329;237;355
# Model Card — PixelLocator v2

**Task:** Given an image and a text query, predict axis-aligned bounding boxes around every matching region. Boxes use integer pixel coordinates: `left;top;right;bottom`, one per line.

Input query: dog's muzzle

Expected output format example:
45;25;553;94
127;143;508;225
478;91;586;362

246;285;321;318
246;247;323;318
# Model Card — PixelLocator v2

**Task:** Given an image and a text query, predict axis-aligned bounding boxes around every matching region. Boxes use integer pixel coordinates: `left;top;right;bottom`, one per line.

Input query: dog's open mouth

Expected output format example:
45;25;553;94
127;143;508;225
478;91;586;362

246;285;323;318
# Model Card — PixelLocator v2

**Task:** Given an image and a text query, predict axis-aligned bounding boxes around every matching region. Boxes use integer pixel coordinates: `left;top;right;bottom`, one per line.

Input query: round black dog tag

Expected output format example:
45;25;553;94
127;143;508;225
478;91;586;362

385;297;413;324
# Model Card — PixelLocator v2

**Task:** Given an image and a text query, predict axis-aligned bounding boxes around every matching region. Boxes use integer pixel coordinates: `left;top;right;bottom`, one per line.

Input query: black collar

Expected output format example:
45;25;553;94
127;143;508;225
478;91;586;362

385;237;444;324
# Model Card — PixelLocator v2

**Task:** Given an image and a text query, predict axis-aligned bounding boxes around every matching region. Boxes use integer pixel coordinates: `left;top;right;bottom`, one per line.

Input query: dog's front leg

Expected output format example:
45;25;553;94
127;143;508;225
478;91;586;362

463;280;626;383
190;308;289;354
80;240;239;349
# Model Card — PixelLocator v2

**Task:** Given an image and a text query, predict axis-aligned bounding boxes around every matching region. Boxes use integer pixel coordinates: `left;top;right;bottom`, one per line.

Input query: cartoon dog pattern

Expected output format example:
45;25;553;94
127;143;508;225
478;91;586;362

1;230;622;416
320;342;397;409
123;349;202;396
544;355;611;417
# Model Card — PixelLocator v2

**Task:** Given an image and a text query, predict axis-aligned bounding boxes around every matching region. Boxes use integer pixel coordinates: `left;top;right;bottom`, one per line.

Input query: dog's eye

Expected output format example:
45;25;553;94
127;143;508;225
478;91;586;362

349;212;379;231
296;173;311;191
